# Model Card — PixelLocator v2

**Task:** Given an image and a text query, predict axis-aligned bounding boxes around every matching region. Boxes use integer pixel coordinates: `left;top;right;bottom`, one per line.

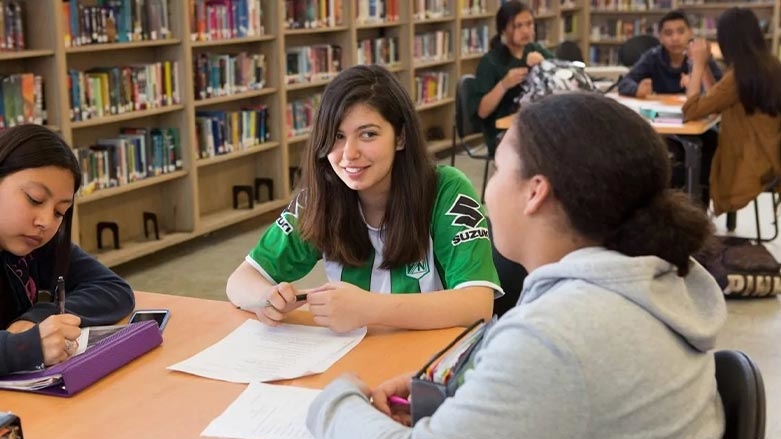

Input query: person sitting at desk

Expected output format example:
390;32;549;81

618;10;722;98
306;93;727;439
471;0;554;155
226;65;501;333
683;7;781;216
0;125;135;376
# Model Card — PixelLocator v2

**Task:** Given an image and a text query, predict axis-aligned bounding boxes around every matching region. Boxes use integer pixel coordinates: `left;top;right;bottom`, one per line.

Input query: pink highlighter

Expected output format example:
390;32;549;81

388;395;410;406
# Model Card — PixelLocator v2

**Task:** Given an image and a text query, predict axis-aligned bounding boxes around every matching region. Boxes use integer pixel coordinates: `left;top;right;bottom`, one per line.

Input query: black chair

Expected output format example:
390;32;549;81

714;350;766;439
555;40;584;62
617;34;659;67
451;74;492;201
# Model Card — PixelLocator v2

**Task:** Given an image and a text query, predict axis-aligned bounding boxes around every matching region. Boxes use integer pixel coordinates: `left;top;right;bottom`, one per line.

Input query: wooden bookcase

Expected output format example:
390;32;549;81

6;0;778;268
585;0;781;64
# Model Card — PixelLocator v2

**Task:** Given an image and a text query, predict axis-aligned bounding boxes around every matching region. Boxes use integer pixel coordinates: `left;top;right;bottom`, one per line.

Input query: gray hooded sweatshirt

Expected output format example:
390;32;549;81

307;247;728;438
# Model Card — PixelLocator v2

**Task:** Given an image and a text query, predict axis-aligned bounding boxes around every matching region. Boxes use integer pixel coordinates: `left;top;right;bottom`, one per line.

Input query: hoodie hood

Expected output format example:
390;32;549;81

520;247;727;352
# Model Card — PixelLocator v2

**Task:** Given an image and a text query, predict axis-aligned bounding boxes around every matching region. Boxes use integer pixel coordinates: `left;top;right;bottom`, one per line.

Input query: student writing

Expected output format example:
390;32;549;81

0;125;135;375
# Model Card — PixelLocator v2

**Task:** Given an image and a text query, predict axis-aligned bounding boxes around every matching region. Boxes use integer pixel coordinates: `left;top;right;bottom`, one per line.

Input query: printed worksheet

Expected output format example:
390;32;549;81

167;320;366;383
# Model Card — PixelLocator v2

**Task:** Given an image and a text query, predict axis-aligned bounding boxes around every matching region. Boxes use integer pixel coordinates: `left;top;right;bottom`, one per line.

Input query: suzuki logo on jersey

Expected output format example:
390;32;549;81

276;192;306;235
406;259;430;280
446;194;489;246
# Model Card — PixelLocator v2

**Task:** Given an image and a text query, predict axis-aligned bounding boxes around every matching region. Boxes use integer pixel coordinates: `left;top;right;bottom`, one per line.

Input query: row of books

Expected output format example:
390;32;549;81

63;0;170;48
414;71;449;106
355;0;400;24
462;25;489;56
413;31;451;63
68;61;181;122
413;0;451;20
195;107;271;158
0;74;45;129
590;0;664;11
76;127;183;196
356;37;400;67
194;52;266;101
189;0;265;42
560;14;579;41
285;45;343;84
0;1;24;52
460;0;488;16
589;46;619;65
286;94;322;138
530;0;552;15
284;0;344;29
590;19;655;41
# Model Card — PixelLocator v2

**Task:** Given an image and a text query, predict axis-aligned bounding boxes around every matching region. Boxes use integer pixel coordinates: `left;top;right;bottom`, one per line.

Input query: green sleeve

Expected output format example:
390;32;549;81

247;193;321;283
431;166;502;293
538;43;555;59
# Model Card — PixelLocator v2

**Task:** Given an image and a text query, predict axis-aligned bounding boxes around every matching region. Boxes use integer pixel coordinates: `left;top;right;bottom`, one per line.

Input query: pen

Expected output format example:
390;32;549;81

56;276;66;314
388;395;410;407
240;293;308;310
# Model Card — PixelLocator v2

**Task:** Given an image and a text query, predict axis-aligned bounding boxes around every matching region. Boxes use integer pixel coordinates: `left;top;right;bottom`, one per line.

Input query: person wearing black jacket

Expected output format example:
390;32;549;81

618;10;722;98
0;125;134;376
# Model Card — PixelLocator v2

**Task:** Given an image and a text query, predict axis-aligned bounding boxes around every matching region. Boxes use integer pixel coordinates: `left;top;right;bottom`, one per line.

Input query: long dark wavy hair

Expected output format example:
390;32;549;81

297;65;437;269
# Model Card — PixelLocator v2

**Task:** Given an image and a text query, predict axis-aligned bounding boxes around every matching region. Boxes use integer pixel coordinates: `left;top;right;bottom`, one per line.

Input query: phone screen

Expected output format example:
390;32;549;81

130;310;170;331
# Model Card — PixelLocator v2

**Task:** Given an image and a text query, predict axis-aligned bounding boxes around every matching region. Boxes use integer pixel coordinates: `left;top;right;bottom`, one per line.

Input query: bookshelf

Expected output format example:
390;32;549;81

6;0;778;268
586;0;781;64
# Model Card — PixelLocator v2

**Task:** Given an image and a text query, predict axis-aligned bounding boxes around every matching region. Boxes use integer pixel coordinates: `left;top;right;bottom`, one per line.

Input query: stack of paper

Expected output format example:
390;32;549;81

202;383;319;439
167;320;367;383
0;374;63;391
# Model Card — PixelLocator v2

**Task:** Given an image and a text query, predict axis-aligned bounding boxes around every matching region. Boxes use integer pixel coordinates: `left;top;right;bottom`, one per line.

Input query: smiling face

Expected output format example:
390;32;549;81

327;103;402;205
0;166;75;256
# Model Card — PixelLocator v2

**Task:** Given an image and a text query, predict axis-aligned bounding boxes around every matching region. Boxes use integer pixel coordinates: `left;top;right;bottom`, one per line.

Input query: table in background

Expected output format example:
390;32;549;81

2;292;461;439
495;94;719;200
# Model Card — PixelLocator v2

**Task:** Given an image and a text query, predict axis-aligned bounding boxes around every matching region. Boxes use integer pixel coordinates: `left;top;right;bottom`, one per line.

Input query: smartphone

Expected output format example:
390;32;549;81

129;309;170;332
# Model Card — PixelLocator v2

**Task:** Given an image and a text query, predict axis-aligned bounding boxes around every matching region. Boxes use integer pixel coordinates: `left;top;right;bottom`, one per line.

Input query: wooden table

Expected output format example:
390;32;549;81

2;292;461;439
495;94;720;200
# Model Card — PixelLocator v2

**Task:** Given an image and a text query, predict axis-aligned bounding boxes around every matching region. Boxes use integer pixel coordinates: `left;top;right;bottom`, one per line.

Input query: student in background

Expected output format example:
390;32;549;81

0;125;135;376
471;0;554;155
306;93;726;439
683;7;781;215
227;65;501;333
618;10;722;98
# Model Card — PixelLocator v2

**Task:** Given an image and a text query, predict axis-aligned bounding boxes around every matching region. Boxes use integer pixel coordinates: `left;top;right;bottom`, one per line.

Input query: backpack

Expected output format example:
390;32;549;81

515;59;597;107
695;236;781;298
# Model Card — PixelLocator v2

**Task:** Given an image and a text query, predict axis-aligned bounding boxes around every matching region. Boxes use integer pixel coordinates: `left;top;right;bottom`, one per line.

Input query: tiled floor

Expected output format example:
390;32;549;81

115;153;780;437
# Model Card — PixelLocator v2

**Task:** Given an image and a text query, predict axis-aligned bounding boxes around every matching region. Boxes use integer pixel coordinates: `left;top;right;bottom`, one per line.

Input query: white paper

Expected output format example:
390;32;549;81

168;320;366;383
201;382;318;439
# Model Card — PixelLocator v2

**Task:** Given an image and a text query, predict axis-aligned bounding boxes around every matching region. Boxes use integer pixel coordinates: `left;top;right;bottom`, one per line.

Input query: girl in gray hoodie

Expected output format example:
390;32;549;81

307;92;727;439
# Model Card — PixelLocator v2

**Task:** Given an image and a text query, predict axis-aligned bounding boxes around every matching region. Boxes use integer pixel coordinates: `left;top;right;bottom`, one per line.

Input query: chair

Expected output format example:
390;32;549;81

451;74;492;201
714;350;766;439
601;34;660;94
725;177;780;243
555;40;584;62
617;34;659;67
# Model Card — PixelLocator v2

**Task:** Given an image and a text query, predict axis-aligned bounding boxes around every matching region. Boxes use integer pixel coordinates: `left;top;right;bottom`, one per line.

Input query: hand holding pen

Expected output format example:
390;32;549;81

370;372;415;427
56;275;66;315
249;282;310;327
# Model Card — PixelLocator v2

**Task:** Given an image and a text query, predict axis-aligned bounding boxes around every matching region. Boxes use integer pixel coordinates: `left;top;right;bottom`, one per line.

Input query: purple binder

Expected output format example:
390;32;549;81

0;320;162;397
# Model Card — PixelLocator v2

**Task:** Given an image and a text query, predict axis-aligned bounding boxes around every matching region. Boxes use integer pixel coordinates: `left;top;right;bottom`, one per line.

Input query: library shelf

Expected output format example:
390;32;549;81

196;142;281;168
76;170;189;206
70;105;186;129
194;88;278;107
65;39;182;53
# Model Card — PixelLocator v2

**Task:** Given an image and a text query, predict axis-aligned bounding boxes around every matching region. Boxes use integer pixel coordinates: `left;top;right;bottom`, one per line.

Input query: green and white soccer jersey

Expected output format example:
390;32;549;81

246;165;502;295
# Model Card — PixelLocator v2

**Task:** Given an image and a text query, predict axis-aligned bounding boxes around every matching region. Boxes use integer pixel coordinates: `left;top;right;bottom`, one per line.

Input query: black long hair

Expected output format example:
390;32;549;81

717;7;781;116
512;93;712;275
0;125;81;324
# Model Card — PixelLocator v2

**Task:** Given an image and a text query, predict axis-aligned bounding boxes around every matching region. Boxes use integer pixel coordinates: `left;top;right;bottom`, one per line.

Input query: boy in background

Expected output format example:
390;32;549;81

619;10;722;97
